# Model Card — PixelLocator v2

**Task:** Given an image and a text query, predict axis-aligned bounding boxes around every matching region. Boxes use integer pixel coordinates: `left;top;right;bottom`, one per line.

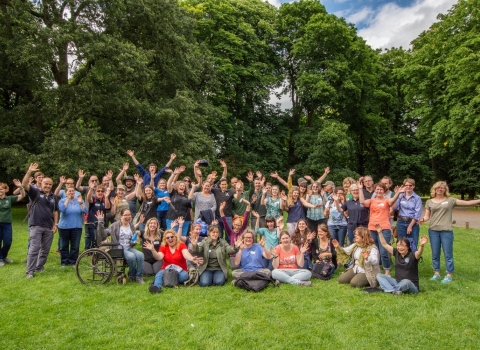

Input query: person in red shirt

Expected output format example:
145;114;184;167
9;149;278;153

146;229;200;294
271;231;312;286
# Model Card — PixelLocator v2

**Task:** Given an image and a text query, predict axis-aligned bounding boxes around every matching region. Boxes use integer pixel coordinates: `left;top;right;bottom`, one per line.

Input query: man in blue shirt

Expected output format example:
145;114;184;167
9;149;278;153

126;150;176;188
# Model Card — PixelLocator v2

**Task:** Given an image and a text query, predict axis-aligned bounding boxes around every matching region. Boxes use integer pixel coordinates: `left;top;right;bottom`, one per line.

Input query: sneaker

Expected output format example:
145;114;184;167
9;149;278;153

0;261;4;266
136;277;145;285
441;276;453;284
430;274;441;281
26;274;34;279
392;290;403;296
3;258;13;264
36;268;45;273
61;264;66;268
298;281;312;287
148;285;162;294
274;279;281;288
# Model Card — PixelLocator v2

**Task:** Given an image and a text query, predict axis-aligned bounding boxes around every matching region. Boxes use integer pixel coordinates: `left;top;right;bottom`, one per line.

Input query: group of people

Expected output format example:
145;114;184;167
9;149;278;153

1;150;479;296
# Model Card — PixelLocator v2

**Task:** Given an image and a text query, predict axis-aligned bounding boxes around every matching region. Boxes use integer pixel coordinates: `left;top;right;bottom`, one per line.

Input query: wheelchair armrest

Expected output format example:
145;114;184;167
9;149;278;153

98;242;120;247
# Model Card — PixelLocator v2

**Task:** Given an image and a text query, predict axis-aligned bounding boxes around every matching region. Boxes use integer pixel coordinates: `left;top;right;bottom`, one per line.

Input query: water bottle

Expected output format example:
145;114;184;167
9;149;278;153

131;232;138;242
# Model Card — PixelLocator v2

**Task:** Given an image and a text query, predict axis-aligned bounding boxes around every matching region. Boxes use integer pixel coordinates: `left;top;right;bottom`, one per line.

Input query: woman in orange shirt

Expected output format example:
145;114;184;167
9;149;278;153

358;179;405;276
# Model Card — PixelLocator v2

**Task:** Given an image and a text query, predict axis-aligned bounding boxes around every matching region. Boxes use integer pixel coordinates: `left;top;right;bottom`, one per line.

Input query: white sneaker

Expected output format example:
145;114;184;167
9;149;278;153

3;258;13;264
0;261;5;266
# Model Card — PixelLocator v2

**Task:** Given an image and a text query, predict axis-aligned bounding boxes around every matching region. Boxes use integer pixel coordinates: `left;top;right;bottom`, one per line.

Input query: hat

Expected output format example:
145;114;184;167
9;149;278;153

297;177;308;185
198;159;210;167
117;184;127;190
124;176;134;183
323;181;335;187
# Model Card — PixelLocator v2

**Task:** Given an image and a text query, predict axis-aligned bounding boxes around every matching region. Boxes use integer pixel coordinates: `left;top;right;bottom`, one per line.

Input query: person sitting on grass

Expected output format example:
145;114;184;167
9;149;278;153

147;229;201;294
375;224;428;295
232;230;272;279
96;209;145;284
271;231;312;287
140;218;164;276
190;224;239;287
334;226;380;288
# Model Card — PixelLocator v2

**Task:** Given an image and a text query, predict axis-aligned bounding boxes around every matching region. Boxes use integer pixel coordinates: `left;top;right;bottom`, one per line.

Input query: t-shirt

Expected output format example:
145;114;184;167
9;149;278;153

368;198;391;230
166;190;192;221
275;245;300;269
393;248;419;289
239;243;265;272
425;197;457;231
87;197;107;224
160;242;188;271
211;188;236;217
341;199;369;230
155;188;170;212
0;195;18;223
139;196;158;222
119;225;133;250
327;201;347;226
141;236;162;264
306;194;324;220
255;227;278;250
27;186;59;228
192;191;216;221
287;200;305;223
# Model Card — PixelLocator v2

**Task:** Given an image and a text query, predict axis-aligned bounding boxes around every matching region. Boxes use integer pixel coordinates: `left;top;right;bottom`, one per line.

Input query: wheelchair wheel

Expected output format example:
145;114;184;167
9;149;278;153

76;249;115;285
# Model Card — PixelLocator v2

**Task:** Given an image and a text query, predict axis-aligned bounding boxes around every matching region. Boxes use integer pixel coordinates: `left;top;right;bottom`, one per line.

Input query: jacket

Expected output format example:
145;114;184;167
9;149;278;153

191;237;238;278
97;219;136;248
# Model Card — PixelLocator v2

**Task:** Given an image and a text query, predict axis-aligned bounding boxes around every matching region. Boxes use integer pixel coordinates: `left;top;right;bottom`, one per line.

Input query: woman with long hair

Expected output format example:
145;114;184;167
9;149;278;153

291;219;314;269
421;181;480;283
310;224;337;274
141;218;163;276
325;186;348;247
165;166;192;236
305;182;325;232
334;226;379;288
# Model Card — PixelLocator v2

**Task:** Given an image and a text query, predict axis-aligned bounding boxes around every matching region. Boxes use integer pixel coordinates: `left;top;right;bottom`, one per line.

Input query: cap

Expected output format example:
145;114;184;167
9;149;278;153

322;181;335;187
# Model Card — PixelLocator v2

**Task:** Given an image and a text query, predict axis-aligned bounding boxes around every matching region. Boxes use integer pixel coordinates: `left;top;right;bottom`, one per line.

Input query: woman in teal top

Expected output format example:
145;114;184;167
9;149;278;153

252;214;283;269
305;182;325;232
261;185;284;219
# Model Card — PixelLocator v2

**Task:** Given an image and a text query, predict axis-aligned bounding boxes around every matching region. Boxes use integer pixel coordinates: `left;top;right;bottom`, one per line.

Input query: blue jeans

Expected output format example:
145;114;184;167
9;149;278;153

199;270;225;286
58;227;82;265
166;219;190;236
370;229;392;270
156;211;168;230
429;229;454;273
329;225;347;247
216;216;232;242
302;254;313;270
153;269;189;288
0;222;13;260
347;229;355;246
377;273;418;294
396;219;420;246
123;248;144;278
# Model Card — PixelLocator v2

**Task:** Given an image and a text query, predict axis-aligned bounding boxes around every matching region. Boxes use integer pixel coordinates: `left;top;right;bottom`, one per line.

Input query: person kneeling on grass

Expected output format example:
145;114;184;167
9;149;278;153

190;224;239;287
334;226;380;288
96;209;145;284
375;224;428;295
271;231;312;287
146;229;201;294
232;230;272;279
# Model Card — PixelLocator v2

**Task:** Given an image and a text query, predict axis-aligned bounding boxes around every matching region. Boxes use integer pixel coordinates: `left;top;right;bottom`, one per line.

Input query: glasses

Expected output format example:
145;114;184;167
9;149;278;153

66;182;74;185
184;179;191;182
244;237;253;240
122;214;132;217
404;184;413;187
165;236;175;240
96;190;105;193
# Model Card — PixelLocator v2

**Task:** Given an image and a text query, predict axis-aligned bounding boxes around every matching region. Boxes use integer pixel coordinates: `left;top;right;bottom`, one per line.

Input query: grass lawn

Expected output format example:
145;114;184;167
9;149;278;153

2;207;480;349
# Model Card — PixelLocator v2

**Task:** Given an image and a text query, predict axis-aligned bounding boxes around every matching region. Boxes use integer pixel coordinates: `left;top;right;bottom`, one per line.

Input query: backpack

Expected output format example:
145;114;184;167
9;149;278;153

233;271;274;292
163;267;179;287
311;262;334;280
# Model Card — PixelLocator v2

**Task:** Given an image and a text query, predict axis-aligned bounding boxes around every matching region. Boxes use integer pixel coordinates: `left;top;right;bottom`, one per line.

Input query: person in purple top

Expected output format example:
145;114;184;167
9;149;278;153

126;150;176;188
395;178;423;246
220;200;250;269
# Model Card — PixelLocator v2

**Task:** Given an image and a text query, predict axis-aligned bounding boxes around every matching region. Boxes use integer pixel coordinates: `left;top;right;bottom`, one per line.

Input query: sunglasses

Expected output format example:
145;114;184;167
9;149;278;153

165;236;175;240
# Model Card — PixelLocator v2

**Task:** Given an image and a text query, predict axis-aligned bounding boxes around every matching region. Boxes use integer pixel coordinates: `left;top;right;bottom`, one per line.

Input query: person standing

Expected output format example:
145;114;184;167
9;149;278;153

22;163;59;278
396;178;422;246
0;180;25;266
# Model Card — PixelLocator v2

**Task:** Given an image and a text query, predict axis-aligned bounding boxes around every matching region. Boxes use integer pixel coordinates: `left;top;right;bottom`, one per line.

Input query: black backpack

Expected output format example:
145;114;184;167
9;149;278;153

233;271;274;292
163;267;179;288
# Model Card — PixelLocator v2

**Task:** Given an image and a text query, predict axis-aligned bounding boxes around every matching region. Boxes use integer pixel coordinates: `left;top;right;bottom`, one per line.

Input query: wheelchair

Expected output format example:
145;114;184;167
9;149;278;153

75;242;129;285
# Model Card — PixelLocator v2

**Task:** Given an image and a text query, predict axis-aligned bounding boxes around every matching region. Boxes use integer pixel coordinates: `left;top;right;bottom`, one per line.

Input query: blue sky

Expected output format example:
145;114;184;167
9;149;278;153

273;0;458;49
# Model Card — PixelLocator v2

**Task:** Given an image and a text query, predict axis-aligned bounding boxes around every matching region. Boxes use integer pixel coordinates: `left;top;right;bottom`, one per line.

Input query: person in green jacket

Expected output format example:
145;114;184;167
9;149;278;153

190;225;240;286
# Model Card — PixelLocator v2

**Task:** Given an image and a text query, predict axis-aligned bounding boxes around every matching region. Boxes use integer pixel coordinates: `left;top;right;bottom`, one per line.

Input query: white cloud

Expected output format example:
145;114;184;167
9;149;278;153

266;0;282;7
346;7;373;24
356;0;458;49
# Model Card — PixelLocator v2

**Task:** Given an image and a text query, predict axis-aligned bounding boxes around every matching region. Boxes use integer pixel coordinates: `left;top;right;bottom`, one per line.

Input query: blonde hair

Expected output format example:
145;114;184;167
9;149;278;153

403;178;416;186
161;229;180;248
430;181;450;198
287;187;300;207
144;218;162;241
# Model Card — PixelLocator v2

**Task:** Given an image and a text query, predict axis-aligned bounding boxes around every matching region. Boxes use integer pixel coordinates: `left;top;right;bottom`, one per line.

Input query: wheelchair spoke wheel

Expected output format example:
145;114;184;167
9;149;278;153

75;249;115;285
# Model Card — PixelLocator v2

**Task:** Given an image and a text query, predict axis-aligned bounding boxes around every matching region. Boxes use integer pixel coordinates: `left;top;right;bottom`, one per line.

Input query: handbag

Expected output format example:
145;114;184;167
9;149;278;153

163;266;179;287
312;262;334;280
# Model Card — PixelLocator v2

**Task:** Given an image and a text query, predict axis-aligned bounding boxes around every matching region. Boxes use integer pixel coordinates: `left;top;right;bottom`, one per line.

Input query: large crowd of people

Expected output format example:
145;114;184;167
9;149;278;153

1;150;480;296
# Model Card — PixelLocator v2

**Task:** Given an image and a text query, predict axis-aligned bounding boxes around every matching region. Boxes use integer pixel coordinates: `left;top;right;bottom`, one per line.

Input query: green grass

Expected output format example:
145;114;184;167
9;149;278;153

2;207;480;349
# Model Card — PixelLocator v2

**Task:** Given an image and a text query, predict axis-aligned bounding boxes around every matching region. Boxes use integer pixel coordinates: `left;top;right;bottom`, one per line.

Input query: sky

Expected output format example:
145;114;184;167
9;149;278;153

269;0;458;108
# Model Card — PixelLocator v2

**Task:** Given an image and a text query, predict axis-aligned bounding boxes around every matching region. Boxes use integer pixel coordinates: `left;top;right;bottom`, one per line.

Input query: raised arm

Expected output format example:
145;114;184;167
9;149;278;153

54;176;66;197
76;169;85;191
456;198;480;206
193;160;203;186
357;179;370;207
415;236;428;260
22;163;39;192
167;166;184;193
12;179;26;201
126;149;140;165
130;175;143;201
219;159;227;179
270;172;288;188
316;167;330;184
116;163;129;185
387;186;405;207
375;224;393;255
165;153;176;169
